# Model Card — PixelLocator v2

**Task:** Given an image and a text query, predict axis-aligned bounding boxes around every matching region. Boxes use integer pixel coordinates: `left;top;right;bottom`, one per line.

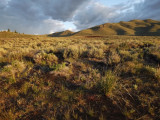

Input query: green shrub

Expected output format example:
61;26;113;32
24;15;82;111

88;47;104;59
119;50;133;61
34;51;58;65
0;60;26;81
63;46;79;59
97;70;117;95
106;50;121;65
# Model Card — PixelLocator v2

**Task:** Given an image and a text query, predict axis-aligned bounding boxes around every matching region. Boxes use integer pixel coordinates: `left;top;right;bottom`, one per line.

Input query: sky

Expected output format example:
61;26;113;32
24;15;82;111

0;0;160;34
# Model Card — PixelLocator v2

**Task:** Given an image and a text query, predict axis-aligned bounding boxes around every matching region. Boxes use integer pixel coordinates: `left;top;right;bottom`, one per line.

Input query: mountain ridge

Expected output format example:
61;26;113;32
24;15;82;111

49;19;160;37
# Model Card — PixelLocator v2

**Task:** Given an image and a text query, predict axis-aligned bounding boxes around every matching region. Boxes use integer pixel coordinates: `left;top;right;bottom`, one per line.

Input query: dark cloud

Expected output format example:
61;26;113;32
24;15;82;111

0;14;66;34
0;0;159;34
73;0;160;30
133;0;160;20
0;0;90;34
114;0;160;22
38;0;91;21
6;0;44;20
6;0;90;21
73;2;122;30
0;0;9;9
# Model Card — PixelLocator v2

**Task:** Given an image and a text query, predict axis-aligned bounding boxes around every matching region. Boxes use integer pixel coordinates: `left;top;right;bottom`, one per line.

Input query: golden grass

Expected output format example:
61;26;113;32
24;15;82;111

0;34;160;119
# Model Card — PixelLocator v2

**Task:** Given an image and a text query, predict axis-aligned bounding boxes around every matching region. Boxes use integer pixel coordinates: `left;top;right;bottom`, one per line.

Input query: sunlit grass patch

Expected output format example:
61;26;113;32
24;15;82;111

96;70;117;96
0;35;160;120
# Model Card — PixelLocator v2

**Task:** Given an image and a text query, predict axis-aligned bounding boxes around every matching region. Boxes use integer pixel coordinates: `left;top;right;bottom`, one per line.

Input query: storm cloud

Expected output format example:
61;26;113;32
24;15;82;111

6;0;90;21
74;0;160;30
0;0;91;34
0;0;160;34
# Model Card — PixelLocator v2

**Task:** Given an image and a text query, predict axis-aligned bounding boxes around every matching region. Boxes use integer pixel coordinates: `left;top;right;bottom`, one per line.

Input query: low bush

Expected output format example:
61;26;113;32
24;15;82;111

106;50;121;65
34;51;58;65
97;70;117;95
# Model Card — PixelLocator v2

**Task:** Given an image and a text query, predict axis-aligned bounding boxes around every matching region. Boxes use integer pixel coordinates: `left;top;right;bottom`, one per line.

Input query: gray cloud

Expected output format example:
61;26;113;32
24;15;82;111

73;2;123;30
133;0;160;20
0;0;91;34
6;0;90;21
0;0;9;9
0;0;160;34
0;14;66;34
114;0;160;22
38;0;91;21
73;0;160;30
6;0;44;20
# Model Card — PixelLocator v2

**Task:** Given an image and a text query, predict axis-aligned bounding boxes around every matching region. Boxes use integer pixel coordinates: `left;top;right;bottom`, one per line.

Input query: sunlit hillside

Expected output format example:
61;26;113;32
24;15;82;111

0;31;36;38
50;19;160;37
49;30;74;37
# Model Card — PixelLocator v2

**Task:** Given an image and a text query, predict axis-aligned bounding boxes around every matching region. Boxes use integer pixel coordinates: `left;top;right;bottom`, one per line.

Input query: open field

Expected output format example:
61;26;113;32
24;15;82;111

0;33;160;119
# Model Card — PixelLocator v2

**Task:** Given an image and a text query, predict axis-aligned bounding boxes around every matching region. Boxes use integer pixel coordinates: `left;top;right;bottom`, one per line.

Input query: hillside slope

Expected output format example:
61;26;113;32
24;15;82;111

49;19;160;37
0;31;35;38
74;19;160;36
49;30;74;37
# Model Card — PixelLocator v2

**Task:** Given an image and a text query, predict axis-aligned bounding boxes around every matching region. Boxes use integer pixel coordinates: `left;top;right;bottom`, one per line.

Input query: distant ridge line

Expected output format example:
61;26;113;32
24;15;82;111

49;19;160;37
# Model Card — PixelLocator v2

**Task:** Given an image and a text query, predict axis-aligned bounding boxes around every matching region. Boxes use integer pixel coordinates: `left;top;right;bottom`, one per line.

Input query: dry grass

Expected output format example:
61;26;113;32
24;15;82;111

0;33;160;119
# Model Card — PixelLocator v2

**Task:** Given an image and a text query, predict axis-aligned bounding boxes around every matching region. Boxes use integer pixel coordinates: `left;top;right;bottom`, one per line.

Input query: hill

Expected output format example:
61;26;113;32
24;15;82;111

49;30;74;37
74;19;160;36
0;31;36;38
49;19;160;37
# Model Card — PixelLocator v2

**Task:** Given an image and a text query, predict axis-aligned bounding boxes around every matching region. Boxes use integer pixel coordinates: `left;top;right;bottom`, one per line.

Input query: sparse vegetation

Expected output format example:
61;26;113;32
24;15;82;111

0;27;160;120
